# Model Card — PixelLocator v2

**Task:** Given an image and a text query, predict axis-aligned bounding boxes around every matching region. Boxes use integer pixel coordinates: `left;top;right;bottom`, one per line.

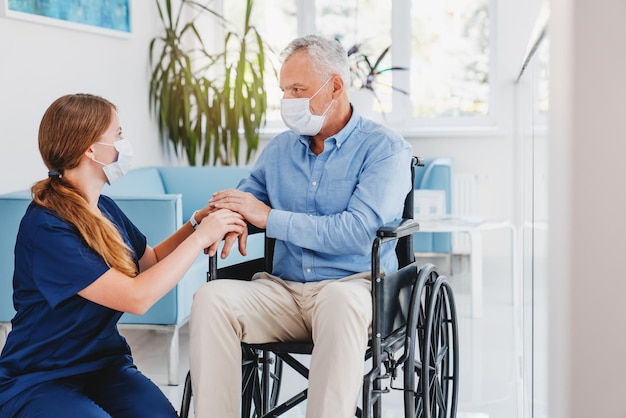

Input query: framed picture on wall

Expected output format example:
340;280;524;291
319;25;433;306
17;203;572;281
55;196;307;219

0;0;131;37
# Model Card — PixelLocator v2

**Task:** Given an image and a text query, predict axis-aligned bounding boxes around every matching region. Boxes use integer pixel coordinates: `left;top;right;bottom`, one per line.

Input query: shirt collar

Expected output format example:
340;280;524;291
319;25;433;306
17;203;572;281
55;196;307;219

332;105;360;149
297;105;361;150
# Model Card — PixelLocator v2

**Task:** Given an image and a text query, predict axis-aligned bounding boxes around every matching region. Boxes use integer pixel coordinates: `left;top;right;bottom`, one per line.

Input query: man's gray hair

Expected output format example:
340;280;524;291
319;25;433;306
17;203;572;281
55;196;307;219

280;35;350;86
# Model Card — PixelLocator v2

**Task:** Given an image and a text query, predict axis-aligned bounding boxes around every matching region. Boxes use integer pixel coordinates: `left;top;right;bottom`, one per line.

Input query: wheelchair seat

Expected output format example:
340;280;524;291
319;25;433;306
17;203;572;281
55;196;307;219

179;156;459;418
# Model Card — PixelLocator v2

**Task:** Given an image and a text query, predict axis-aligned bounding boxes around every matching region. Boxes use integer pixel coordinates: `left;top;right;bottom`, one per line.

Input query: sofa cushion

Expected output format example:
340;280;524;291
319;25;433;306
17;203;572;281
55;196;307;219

158;166;251;220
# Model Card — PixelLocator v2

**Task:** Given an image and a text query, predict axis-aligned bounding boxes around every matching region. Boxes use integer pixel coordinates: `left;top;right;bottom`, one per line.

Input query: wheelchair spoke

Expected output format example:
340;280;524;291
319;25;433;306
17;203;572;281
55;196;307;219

415;395;425;418
433;374;448;416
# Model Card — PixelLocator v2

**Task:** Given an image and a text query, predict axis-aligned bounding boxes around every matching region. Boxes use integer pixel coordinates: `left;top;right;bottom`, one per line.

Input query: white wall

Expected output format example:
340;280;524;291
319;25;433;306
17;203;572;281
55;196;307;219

550;0;626;417
0;1;164;194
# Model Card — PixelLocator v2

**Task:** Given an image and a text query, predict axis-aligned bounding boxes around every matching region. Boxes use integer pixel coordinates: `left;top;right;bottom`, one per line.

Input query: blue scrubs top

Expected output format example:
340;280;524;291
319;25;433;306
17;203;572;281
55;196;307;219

0;195;147;406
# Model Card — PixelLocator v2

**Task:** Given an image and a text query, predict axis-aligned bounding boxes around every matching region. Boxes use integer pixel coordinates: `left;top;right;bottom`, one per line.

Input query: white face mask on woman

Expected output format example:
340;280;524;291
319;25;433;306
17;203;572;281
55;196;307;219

92;139;134;185
280;77;334;136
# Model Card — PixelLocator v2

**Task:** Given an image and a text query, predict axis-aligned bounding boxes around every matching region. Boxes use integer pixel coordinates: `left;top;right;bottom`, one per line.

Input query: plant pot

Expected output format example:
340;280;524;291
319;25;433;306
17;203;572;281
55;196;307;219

349;88;385;123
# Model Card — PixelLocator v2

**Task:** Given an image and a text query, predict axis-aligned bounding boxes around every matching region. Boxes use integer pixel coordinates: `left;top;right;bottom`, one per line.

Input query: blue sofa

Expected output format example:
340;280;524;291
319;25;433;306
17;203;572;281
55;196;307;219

413;157;454;254
0;166;263;385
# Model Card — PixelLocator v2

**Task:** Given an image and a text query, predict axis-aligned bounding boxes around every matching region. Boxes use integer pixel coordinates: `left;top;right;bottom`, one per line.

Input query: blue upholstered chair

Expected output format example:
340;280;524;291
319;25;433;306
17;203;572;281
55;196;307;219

413;158;454;255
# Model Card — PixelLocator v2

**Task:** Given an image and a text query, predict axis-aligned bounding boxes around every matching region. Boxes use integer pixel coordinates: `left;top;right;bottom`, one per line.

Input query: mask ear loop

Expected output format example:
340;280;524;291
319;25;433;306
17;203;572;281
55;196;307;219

309;77;334;118
309;77;333;101
91;154;107;167
320;98;335;116
92;142;121;166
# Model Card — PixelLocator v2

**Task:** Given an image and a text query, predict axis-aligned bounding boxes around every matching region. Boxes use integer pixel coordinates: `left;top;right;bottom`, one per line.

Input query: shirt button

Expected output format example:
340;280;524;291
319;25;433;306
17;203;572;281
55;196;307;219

312;181;317;186
306;268;311;273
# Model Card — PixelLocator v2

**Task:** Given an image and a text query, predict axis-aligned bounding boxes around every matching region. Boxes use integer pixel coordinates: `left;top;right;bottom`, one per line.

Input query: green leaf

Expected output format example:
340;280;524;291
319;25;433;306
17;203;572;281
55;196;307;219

149;0;272;165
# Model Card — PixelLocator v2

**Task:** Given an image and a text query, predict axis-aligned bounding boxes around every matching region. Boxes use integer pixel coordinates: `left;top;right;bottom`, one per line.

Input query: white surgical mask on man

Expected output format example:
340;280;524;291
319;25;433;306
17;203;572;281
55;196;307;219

92;139;134;185
280;77;334;136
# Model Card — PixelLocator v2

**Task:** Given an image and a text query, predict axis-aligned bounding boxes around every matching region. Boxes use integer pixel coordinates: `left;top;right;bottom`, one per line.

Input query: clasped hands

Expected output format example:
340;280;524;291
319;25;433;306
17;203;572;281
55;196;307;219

198;189;271;259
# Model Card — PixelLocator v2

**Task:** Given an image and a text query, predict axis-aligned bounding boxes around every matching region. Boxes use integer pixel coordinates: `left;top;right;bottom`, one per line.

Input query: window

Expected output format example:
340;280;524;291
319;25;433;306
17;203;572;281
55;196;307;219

409;0;490;120
221;0;494;130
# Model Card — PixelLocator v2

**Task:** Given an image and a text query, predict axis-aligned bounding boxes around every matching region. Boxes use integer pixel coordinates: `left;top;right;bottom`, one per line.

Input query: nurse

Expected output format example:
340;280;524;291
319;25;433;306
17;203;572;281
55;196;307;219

0;93;247;417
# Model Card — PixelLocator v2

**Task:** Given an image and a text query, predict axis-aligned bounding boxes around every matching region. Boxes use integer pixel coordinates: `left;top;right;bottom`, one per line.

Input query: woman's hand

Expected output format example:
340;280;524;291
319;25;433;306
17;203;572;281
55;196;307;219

194;209;247;253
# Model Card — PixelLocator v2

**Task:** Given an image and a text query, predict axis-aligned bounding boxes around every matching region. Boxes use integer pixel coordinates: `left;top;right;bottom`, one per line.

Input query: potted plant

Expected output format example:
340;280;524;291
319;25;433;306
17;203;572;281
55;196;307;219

211;0;271;165
345;42;408;117
149;0;270;166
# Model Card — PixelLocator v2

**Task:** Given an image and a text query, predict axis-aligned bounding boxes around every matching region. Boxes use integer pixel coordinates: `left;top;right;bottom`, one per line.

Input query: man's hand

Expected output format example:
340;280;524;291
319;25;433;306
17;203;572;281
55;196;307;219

210;189;271;229
206;228;249;259
196;203;248;258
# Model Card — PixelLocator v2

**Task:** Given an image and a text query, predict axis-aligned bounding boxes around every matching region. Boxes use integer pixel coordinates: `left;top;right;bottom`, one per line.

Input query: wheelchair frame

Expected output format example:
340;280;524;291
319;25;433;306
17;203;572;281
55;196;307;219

179;157;459;418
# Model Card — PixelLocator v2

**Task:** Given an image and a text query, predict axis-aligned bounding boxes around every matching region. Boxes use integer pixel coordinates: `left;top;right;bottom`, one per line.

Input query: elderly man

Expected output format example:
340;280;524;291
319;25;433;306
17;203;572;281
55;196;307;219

189;34;413;418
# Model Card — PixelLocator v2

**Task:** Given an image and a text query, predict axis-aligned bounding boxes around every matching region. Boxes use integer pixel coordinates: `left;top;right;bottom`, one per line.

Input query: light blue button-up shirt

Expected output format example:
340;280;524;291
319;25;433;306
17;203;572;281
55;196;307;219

238;109;413;282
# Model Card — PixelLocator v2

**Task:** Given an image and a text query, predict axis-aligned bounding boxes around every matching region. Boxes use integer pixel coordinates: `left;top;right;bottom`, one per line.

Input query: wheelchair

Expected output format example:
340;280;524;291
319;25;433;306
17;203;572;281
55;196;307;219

179;156;459;418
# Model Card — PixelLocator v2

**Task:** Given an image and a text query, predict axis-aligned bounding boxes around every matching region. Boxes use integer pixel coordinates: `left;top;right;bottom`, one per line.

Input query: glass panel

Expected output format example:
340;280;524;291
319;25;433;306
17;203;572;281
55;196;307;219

222;0;298;121
517;24;549;418
410;0;490;118
532;36;549;418
315;0;394;118
220;0;492;126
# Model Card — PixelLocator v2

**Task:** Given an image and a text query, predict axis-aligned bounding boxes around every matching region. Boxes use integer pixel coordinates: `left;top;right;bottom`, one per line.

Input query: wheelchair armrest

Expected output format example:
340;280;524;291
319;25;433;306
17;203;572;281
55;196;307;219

208;224;269;281
377;218;419;239
247;224;265;236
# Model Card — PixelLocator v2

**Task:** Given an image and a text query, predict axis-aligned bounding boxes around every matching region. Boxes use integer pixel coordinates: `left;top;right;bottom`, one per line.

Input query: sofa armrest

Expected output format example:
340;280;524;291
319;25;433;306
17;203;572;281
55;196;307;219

106;194;188;326
0;192;32;322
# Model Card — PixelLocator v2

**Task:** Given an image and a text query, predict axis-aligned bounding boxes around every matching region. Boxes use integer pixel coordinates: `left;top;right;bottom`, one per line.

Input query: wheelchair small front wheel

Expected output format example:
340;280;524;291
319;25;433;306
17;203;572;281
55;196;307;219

178;348;284;418
241;346;284;418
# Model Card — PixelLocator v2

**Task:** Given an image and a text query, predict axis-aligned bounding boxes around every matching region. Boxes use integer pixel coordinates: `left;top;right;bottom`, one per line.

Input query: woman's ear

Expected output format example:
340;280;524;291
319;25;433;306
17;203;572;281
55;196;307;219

84;143;97;161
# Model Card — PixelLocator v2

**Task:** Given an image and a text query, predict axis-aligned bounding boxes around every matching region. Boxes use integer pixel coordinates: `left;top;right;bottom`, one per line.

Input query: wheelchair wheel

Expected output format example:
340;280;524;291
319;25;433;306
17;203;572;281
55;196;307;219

178;349;283;418
241;346;284;418
421;277;459;418
403;266;459;418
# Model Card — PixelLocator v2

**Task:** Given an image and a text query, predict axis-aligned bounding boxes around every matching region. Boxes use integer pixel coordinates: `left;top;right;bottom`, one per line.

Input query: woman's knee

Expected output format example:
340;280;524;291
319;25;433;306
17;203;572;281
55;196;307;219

2;380;111;418
88;365;177;418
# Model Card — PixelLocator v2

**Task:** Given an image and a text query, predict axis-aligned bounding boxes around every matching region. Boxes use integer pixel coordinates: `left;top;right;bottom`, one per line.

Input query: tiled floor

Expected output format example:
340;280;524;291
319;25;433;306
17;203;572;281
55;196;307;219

121;254;526;418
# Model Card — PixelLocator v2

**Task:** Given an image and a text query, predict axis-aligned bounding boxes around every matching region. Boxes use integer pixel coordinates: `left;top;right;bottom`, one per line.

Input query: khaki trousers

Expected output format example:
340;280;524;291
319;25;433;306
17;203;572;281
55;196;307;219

189;271;372;418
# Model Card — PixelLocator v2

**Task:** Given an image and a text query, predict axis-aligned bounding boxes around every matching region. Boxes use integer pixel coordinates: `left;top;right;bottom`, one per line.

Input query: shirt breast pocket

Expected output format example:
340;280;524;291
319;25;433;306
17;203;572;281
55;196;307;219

317;179;357;214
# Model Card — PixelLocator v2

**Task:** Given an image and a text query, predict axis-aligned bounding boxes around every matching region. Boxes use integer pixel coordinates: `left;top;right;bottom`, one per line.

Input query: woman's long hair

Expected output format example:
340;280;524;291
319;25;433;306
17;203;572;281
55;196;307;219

32;94;137;276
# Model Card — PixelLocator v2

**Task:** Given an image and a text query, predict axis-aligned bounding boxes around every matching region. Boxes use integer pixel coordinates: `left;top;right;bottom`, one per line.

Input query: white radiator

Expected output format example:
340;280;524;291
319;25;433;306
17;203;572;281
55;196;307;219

452;173;476;254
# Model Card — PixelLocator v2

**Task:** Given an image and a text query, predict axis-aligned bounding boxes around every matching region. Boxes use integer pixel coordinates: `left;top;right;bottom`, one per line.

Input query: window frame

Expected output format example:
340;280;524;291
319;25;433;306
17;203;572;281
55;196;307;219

224;0;499;136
